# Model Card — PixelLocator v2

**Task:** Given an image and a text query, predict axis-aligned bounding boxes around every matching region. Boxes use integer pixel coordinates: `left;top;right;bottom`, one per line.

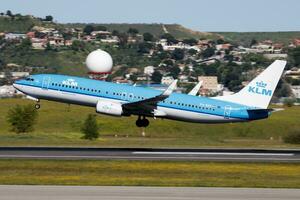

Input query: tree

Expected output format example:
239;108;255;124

71;40;85;51
250;39;257;47
163;59;174;66
127;28;139;36
117;32;128;47
45;42;52;51
161;33;177;44
169;66;181;79
6;10;12;17
276;82;292;97
151;70;163;83
83;25;94;35
19;38;32;51
7;104;38;133
283;98;295;107
143;32;154;42
188;48;198;55
172;48;185;60
201;47;215;58
81;114;99;140
289;47;300;67
112;30;119;36
216;38;225;44
45;15;53;22
94;25;107;31
137;42;153;54
183;38;198;46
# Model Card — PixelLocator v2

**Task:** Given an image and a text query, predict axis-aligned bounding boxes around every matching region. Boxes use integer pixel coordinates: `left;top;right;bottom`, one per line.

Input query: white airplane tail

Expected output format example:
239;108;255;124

213;60;286;109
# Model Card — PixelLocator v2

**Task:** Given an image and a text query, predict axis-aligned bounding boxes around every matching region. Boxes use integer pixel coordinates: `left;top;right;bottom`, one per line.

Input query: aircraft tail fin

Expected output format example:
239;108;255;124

213;60;286;109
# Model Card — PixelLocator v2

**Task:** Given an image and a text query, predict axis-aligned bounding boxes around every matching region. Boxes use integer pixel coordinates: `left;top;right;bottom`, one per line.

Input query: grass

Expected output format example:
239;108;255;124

0;98;300;148
0;159;298;188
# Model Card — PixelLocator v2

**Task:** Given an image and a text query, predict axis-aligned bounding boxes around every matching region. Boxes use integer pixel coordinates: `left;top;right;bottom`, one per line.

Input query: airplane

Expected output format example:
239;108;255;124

13;60;286;127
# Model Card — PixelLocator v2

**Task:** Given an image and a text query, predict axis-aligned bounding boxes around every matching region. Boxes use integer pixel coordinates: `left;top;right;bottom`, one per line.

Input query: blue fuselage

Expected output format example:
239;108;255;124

13;74;270;123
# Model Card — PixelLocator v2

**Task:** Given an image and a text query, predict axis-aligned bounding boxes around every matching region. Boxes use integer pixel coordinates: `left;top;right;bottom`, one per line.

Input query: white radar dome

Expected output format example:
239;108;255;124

86;49;113;74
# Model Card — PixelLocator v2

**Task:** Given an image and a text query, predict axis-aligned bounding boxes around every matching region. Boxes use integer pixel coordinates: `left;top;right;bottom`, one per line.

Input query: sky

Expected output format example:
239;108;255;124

1;0;300;32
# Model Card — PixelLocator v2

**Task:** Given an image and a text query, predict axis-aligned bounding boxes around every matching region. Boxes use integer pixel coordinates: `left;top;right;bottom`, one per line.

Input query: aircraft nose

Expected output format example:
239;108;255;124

13;83;19;90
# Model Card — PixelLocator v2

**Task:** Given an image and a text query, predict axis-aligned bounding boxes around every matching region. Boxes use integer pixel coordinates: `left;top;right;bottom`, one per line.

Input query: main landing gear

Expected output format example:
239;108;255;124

136;116;149;127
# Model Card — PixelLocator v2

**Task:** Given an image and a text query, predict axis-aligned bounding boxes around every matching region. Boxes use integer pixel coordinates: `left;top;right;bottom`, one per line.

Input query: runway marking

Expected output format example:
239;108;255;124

132;152;295;156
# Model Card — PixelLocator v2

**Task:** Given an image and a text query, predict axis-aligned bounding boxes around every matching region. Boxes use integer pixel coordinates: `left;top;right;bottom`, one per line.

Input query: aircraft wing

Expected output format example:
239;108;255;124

122;80;177;116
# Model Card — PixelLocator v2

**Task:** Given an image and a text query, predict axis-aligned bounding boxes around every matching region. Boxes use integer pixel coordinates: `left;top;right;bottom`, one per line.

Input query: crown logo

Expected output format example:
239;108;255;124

256;81;267;88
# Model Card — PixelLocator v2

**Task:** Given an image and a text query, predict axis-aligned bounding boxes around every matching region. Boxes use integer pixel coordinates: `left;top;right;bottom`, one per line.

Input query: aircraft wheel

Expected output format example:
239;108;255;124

35;104;41;109
136;119;143;127
142;118;149;127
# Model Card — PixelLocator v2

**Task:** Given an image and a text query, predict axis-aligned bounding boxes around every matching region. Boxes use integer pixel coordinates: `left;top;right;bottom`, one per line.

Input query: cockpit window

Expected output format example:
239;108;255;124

25;78;34;81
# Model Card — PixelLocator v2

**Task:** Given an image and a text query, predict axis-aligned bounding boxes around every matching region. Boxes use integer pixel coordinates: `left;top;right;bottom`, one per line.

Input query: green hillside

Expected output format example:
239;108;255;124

63;23;218;39
218;31;300;46
0;15;57;33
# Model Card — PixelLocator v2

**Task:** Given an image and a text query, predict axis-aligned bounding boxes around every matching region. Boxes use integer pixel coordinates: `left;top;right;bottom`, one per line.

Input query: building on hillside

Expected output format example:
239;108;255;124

178;74;189;82
144;66;155;75
48;37;64;46
291;85;300;99
26;31;35;38
216;43;232;51
263;53;288;60
285;68;300;79
31;38;47;49
11;72;30;79
293;39;300;47
5;33;27;40
90;31;111;37
0;85;16;97
100;36;119;43
198;76;223;96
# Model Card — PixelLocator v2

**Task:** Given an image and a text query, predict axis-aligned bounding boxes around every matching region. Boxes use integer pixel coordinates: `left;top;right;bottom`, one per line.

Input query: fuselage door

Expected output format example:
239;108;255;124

224;105;231;119
42;76;51;90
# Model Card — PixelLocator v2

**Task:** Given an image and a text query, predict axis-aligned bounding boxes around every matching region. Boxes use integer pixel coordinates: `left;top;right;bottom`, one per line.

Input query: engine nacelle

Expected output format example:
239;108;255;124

96;100;123;116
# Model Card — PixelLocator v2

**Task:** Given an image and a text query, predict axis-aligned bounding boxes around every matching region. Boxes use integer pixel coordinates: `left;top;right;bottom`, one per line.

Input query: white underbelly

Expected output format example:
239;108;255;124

158;106;243;123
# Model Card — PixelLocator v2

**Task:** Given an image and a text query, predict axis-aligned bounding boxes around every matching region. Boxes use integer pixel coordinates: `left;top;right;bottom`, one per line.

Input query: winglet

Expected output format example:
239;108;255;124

162;79;177;96
188;81;203;96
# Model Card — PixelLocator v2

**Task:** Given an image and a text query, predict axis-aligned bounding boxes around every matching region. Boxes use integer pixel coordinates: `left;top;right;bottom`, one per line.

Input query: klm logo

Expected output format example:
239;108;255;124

248;81;272;96
62;79;78;87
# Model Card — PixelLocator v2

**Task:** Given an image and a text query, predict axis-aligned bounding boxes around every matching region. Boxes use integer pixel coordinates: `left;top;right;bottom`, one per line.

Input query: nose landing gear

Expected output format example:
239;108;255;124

34;99;40;109
136;116;149;127
34;104;41;109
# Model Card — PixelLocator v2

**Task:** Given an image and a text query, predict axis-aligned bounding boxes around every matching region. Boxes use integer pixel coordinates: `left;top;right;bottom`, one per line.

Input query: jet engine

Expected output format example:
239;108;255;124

96;100;123;116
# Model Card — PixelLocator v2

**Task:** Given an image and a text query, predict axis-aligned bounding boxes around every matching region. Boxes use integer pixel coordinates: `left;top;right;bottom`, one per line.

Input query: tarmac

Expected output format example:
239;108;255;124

0;185;299;200
0;147;299;162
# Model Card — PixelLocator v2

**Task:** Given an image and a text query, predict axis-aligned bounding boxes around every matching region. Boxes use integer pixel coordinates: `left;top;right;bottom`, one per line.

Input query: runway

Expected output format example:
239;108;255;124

0;185;299;200
0;147;299;162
